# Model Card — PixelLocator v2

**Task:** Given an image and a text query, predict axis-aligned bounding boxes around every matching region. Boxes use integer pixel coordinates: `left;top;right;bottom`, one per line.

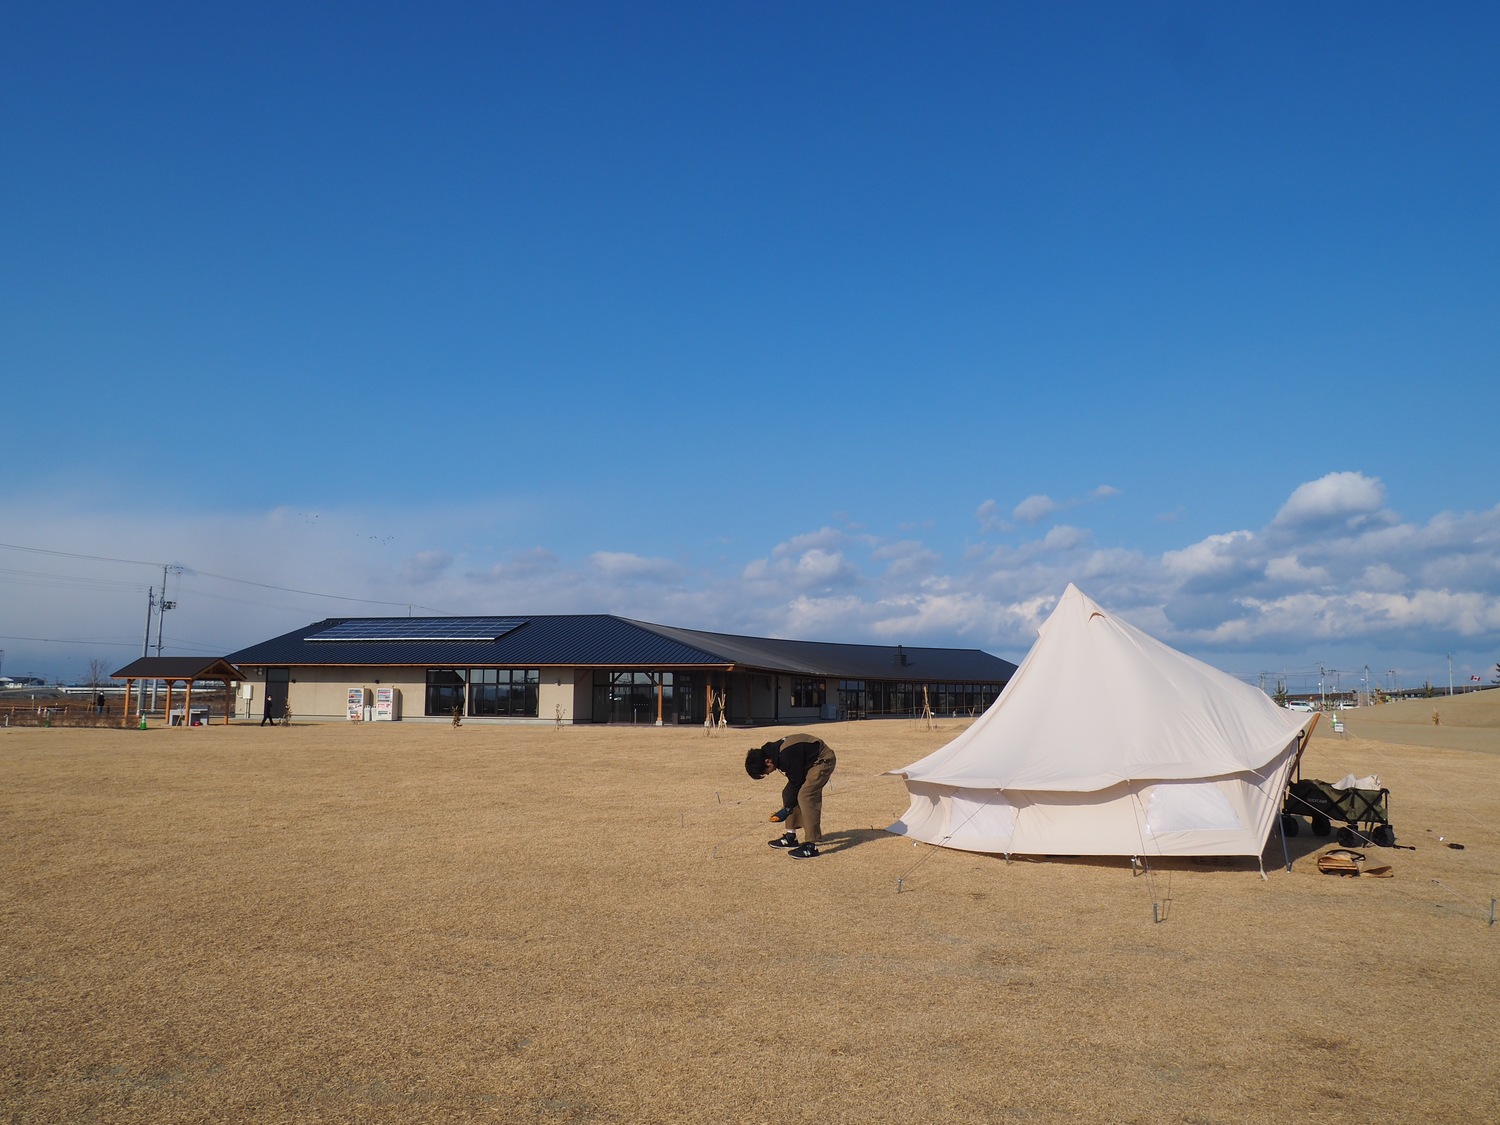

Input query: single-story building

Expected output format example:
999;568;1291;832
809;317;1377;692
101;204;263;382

225;615;1017;725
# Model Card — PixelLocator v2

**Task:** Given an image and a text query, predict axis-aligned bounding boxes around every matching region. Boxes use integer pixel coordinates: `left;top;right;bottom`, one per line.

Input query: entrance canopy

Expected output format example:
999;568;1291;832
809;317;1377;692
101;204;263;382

112;657;245;726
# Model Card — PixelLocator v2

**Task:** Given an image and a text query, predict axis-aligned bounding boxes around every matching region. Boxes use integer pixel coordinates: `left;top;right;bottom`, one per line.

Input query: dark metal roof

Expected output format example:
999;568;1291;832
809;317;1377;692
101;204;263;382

226;615;1017;683
627;620;1018;681
228;616;729;670
113;657;246;681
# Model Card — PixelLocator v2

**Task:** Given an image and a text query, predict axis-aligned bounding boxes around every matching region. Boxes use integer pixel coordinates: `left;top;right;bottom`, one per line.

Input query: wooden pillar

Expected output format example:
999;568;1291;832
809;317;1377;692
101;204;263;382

184;679;194;726
125;679;136;724
655;674;664;726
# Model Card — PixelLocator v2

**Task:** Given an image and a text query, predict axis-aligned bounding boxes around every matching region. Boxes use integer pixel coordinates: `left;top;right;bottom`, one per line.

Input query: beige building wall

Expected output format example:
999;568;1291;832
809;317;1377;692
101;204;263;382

763;673;826;724
570;670;594;722
290;667;389;720
247;667;589;723
538;669;589;724
239;665;882;725
241;668;426;722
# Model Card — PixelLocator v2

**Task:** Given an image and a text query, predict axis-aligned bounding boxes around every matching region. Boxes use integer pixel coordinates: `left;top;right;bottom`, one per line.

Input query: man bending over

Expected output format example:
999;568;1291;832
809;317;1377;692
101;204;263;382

745;733;837;859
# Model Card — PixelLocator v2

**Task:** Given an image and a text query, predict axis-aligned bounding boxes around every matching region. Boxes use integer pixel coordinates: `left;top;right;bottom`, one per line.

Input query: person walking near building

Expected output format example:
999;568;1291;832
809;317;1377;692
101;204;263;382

745;733;837;859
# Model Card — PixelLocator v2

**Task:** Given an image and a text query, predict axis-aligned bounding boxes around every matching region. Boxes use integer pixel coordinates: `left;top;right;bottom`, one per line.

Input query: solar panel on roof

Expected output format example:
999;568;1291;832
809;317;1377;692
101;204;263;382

306;617;527;642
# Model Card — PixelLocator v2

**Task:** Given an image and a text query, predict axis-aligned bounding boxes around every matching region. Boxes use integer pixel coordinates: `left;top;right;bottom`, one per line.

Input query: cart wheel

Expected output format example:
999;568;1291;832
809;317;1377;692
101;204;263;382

1372;825;1395;848
1311;814;1331;837
1281;814;1299;837
1337;827;1360;847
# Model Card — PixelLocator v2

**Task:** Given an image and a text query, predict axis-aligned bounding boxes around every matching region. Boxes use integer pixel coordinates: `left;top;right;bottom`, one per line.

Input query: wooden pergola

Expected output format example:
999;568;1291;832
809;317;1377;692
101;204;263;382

112;657;245;727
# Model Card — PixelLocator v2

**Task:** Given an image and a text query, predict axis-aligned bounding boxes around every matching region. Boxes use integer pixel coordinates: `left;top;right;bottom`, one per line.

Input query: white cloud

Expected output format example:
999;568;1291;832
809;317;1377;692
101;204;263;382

588;551;683;583
742;542;860;594
792;548;858;587
1013;495;1056;523
1274;471;1386;528
863;592;1005;641
476;547;561;581
773;527;850;557
1162;531;1254;579
999;488;1120;529
1359;563;1407;592
1041;525;1090;552
778;594;866;637
1265;555;1329;585
2;473;1498;688
872;540;942;579
399;550;453;584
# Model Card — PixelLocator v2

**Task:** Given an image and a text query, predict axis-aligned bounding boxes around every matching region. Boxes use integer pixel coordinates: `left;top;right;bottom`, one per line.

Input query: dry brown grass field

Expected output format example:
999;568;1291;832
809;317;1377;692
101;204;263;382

3;697;1498;1123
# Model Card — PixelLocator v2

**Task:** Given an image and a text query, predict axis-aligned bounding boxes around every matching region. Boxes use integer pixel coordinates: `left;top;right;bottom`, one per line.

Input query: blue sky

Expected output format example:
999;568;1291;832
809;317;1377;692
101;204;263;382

2;2;1497;693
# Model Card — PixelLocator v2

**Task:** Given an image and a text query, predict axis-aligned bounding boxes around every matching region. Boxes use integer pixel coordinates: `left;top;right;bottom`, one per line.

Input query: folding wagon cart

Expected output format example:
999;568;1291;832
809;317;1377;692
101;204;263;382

1281;776;1396;848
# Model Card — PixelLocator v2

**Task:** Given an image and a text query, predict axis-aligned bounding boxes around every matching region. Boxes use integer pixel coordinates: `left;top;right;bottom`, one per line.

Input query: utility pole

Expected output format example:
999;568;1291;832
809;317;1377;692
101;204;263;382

149;565;179;712
1447;653;1453;696
138;586;155;716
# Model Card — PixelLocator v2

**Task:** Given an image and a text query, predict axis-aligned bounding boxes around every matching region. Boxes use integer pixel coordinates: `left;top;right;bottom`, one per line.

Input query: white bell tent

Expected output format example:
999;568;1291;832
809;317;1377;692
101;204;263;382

889;584;1316;858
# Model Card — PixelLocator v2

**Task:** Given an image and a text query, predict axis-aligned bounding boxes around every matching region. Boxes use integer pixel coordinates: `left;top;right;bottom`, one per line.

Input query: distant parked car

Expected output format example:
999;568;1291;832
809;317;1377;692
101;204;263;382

1283;701;1316;712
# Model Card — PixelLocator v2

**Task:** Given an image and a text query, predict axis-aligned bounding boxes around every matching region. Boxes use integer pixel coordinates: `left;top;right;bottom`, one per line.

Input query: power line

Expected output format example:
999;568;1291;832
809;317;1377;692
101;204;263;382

183;566;447;611
0;633;142;648
0;539;449;614
0;542;162;568
0;566;148;593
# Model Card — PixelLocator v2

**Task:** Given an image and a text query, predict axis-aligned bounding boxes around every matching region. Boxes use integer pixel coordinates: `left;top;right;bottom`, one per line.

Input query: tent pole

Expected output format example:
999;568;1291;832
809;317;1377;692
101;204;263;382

1277;808;1293;874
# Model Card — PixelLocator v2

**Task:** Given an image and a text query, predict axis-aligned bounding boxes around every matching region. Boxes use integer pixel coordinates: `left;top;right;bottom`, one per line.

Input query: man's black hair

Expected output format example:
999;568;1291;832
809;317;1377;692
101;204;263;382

745;747;768;779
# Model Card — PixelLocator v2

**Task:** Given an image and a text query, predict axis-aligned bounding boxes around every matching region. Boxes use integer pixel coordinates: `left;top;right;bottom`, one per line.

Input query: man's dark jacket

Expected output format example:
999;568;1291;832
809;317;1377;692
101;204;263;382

764;734;828;808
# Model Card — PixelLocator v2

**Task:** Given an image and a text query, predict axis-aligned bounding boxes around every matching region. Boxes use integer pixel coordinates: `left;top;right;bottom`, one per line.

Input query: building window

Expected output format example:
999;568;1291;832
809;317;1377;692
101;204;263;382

591;670;673;723
927;682;1000;716
836;679;1002;719
468;668;540;717
791;677;825;709
426;669;466;716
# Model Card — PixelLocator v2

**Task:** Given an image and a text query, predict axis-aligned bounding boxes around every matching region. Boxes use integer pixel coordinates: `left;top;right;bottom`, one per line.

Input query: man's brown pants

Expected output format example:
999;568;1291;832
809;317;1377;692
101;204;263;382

787;748;837;844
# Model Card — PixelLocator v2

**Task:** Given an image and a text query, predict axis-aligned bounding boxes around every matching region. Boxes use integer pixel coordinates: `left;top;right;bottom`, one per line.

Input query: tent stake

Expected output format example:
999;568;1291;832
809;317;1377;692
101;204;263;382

896;877;904;894
1490;898;1495;927
1152;902;1160;924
